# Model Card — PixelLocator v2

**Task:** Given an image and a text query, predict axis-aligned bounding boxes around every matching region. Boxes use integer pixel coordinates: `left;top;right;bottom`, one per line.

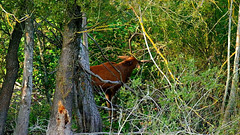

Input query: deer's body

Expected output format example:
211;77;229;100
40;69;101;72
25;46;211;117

90;56;140;117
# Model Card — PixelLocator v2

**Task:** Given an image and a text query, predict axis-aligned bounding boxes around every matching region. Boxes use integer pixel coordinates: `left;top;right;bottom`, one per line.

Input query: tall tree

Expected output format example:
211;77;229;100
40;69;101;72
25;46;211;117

221;0;233;117
76;13;102;132
0;22;25;135
14;14;34;135
223;4;240;130
47;3;82;135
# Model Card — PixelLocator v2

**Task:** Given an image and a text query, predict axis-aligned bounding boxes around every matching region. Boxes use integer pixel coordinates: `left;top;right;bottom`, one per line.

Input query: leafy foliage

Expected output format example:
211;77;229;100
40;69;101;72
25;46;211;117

1;0;240;134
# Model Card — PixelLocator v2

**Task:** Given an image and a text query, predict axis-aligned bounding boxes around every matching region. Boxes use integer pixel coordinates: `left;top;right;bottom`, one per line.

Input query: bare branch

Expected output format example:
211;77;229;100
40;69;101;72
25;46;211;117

128;32;142;54
87;33;123;81
79;62;121;85
221;0;233;117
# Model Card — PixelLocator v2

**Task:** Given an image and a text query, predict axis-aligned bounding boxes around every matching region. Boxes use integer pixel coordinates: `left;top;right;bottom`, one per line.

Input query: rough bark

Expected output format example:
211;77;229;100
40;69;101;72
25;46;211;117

0;22;24;135
47;5;81;135
47;23;76;135
14;17;34;135
223;4;240;127
55;101;71;135
77;13;102;132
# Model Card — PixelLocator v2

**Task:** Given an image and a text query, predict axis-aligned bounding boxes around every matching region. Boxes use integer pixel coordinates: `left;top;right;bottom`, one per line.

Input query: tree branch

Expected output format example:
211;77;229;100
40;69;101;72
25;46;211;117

79;62;121;85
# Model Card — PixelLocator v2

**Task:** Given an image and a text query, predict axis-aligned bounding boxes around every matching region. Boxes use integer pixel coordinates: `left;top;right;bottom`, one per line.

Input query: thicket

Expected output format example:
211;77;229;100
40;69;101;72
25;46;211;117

1;0;240;134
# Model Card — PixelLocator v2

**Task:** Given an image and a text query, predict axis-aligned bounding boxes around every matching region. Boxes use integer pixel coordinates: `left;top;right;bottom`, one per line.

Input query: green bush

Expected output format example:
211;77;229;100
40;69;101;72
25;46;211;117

108;56;225;134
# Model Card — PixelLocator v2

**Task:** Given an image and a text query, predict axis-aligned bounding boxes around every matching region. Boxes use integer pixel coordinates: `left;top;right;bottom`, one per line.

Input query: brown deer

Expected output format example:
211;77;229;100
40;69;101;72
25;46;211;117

90;56;148;118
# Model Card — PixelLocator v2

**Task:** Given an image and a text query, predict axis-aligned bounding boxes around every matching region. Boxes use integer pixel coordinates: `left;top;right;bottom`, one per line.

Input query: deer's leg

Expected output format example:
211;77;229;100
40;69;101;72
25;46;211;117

111;91;117;119
105;92;113;118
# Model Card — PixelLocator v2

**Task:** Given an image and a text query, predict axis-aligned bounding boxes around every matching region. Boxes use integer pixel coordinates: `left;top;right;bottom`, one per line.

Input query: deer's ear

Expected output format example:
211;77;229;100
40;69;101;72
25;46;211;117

118;56;129;60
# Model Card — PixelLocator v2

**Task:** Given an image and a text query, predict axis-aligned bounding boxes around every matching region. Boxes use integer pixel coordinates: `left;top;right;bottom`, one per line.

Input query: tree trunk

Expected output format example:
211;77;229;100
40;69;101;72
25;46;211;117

0;22;24;135
76;13;102;133
223;4;240;128
47;23;76;135
47;5;81;135
221;0;233;117
14;16;34;135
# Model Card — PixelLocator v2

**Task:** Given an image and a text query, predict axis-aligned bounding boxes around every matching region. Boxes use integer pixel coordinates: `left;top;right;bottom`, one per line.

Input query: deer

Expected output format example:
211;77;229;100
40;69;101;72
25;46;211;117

90;56;149;119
